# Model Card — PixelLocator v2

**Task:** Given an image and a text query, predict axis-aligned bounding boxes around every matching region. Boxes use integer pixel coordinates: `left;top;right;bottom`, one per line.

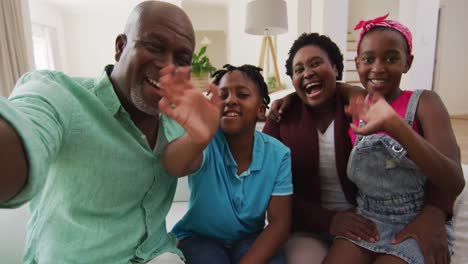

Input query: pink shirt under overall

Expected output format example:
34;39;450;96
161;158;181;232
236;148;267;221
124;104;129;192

349;90;420;144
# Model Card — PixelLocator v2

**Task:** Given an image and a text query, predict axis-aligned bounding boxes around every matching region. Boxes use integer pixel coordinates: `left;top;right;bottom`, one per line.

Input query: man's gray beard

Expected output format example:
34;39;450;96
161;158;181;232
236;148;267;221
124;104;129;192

131;86;159;116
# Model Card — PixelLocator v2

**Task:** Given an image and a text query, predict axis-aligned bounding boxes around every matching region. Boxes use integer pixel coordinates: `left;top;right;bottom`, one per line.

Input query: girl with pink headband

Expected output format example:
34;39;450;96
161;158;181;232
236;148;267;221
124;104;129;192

323;14;464;264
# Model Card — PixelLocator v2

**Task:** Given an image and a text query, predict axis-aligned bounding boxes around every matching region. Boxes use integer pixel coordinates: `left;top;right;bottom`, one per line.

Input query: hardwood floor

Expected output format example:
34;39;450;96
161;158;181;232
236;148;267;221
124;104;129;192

451;116;468;164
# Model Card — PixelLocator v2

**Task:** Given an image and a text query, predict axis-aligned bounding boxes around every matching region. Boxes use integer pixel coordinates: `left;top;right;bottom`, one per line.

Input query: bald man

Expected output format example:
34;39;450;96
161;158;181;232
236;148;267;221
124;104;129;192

0;1;194;263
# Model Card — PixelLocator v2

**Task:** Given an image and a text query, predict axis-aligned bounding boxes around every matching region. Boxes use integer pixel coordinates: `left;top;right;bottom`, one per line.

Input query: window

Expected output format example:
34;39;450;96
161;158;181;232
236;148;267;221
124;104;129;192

31;23;58;70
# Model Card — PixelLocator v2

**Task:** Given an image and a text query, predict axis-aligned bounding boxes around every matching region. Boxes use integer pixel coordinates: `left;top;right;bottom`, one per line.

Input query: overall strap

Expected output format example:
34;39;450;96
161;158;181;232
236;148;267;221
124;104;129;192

404;89;424;127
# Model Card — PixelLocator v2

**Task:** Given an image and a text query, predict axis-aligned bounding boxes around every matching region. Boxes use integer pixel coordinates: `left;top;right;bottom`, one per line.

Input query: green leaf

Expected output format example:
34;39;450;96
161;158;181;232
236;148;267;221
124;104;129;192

191;45;217;77
192;54;199;62
200;57;208;65
198;46;207;57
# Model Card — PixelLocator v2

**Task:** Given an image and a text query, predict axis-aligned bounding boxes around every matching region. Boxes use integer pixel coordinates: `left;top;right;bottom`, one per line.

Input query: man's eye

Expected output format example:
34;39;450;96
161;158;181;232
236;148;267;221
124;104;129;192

177;57;192;66
143;42;163;53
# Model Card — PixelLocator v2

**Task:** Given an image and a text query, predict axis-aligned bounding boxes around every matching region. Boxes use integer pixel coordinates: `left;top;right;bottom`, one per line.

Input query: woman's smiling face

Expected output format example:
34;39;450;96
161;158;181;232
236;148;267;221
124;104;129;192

291;45;338;110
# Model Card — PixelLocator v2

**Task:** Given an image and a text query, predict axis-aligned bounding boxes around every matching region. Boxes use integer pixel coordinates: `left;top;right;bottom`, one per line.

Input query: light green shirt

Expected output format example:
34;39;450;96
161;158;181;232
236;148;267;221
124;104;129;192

0;66;184;263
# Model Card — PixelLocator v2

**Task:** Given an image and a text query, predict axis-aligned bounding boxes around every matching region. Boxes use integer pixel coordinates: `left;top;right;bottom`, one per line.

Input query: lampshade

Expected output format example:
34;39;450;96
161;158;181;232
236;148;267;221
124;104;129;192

245;0;288;35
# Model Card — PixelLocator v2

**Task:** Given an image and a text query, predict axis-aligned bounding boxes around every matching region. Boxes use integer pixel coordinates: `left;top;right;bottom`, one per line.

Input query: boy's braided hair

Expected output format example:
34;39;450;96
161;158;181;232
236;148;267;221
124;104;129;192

212;64;270;108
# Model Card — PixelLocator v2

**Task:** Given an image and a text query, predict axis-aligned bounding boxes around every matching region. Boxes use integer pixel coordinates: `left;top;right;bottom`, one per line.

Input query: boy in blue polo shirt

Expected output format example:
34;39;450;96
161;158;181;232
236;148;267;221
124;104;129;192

158;64;292;264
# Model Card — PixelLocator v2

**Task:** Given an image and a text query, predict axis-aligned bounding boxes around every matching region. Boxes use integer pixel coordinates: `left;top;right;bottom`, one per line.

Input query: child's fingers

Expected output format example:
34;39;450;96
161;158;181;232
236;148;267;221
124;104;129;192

371;92;382;104
344;105;351;116
353;120;379;136
356;95;367;116
348;95;366;121
351;122;368;135
364;93;373;105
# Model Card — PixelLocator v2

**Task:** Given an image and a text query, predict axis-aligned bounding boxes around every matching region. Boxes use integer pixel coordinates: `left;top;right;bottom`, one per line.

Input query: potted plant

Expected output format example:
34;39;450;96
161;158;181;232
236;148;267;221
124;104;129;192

266;75;286;93
191;46;217;92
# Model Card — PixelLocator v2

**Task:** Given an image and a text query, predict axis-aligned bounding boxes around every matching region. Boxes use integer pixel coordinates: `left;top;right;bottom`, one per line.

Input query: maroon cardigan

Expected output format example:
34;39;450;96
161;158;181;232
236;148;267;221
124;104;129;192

263;89;454;235
263;90;356;234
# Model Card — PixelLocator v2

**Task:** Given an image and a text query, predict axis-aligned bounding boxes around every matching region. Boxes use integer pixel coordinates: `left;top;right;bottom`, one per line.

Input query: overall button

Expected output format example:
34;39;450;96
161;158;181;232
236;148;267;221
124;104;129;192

392;145;403;153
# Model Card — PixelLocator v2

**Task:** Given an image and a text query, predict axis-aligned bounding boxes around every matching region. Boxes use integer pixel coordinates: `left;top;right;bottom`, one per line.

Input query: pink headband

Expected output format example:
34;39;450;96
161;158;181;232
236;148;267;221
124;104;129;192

354;13;413;55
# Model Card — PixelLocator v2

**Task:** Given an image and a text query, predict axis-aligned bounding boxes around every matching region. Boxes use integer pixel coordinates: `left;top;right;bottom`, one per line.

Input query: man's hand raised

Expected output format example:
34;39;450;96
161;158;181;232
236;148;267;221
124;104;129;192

158;65;222;146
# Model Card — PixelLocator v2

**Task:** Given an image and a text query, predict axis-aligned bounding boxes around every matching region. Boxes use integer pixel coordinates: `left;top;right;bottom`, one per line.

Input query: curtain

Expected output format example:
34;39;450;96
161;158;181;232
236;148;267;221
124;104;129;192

0;0;34;97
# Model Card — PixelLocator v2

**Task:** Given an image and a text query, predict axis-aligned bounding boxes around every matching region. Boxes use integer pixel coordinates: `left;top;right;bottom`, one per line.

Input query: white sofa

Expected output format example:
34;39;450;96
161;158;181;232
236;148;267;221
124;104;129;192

452;164;468;263
1;165;467;264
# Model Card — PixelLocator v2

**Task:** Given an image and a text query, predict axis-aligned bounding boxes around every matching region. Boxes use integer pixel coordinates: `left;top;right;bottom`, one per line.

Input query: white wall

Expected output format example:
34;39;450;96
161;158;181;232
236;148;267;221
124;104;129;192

397;0;418;90
63;11;125;77
194;31;227;70
322;0;349;59
310;0;324;34
433;0;468;115
308;0;349;80
348;0;399;40
297;0;311;34
276;0;299;86
28;0;68;72
401;0;439;91
183;3;227;31
227;0;299;88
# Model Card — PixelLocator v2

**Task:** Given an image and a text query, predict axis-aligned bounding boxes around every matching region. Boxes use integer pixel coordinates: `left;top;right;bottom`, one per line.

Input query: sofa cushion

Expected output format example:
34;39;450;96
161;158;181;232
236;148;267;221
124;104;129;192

452;164;468;264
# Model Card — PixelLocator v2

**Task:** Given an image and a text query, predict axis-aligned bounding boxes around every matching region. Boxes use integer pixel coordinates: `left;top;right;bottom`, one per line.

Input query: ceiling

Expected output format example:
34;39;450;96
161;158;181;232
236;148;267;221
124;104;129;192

41;0;228;11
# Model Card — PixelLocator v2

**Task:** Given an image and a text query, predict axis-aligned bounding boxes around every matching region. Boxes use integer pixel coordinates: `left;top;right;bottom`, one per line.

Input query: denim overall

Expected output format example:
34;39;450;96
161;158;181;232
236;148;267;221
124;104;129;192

344;90;455;264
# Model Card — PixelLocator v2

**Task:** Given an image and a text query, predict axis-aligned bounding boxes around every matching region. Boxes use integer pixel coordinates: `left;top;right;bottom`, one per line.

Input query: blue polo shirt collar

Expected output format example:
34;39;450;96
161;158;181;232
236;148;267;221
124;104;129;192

221;130;266;173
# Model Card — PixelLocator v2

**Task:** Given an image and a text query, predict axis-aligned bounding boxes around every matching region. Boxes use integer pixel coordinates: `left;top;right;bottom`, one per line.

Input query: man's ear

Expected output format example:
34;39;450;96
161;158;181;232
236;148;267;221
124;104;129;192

257;103;267;122
115;34;127;62
404;54;414;73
